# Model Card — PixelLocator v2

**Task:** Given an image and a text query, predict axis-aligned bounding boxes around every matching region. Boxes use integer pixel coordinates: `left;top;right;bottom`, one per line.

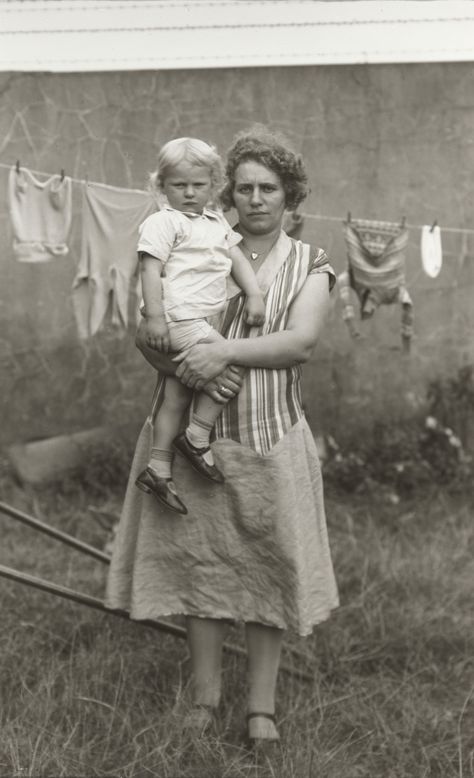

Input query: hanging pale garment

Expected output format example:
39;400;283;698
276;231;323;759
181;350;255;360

8;166;72;262
72;183;157;338
420;225;442;278
340;218;413;349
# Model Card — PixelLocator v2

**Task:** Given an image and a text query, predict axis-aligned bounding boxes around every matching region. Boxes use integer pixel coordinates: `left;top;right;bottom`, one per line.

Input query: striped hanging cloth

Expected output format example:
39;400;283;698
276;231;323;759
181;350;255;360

340;218;413;350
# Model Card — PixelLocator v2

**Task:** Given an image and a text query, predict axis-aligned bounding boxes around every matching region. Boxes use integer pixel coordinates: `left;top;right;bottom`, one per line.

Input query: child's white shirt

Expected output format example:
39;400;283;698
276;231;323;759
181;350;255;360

137;205;241;322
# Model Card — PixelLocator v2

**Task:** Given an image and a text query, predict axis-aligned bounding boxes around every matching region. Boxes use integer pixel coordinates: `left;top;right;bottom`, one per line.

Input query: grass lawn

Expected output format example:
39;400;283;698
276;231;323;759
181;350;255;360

0;467;473;778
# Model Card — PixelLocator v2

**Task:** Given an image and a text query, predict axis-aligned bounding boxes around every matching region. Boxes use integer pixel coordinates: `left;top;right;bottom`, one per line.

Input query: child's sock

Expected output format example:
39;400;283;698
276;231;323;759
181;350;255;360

185;414;215;465
149;447;173;478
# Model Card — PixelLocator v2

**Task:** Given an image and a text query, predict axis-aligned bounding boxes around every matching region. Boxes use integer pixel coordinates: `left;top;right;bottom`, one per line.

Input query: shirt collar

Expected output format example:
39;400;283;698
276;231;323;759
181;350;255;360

163;204;220;220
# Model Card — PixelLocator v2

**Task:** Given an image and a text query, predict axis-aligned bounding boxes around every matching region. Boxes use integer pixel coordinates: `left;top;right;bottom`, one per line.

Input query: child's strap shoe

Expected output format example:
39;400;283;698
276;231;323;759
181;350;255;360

173;432;225;483
135;467;188;515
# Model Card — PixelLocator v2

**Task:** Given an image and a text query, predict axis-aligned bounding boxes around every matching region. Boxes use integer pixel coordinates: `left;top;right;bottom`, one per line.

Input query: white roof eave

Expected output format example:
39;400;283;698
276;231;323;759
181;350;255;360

1;0;474;72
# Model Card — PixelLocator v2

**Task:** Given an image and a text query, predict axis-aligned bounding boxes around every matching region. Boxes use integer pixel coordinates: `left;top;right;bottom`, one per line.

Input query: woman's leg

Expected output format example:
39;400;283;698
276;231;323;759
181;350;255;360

245;622;284;739
186;616;226;707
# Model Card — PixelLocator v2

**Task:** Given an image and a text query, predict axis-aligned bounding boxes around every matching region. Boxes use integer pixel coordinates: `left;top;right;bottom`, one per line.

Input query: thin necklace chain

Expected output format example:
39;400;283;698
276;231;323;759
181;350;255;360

241;236;279;262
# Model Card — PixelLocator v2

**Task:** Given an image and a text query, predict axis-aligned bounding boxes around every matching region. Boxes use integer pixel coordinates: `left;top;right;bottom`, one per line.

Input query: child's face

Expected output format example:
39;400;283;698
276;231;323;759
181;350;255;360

162;161;213;215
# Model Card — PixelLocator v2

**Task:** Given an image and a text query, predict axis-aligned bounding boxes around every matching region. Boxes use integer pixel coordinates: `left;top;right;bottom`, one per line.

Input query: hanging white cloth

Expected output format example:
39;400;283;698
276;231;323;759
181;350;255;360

421;225;443;278
8;166;72;262
72;182;157;338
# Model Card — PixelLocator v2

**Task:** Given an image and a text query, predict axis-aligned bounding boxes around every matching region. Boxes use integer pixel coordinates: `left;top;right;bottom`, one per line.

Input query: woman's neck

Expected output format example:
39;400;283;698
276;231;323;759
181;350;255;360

238;224;282;252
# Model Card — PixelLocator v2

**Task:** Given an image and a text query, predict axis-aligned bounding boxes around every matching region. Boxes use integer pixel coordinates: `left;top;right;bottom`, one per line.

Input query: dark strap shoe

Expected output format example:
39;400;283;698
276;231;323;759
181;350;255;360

173;432;225;483
244;712;281;754
135;467;188;515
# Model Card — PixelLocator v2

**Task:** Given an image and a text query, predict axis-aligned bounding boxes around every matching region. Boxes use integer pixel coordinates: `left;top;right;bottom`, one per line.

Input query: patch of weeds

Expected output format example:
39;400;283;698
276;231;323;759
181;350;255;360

29;436;133;519
323;366;474;501
427;364;474;447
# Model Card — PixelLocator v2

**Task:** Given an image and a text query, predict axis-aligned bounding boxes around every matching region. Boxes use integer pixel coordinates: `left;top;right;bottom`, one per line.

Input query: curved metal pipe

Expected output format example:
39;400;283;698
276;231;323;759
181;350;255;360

0;501;110;563
0;501;313;681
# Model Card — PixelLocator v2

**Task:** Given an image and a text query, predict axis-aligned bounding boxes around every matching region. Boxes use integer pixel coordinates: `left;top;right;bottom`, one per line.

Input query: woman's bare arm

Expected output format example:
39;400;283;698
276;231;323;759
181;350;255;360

174;273;331;388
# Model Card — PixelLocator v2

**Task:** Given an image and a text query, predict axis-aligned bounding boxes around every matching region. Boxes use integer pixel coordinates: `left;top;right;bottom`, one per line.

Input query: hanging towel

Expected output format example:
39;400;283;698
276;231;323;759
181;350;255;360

341;218;413;349
72;183;157;339
8;166;72;262
421;225;442;278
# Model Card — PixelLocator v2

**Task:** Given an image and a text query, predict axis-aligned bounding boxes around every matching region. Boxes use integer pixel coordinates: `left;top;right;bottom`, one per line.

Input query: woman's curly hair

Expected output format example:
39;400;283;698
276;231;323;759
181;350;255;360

220;125;309;211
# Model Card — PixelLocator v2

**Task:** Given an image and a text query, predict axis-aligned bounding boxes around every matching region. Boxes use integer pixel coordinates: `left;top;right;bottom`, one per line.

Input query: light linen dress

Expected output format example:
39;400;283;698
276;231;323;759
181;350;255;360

106;231;339;636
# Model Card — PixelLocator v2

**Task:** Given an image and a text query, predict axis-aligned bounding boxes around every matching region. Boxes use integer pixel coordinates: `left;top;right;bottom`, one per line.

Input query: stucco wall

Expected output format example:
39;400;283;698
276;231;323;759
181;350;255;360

1;64;473;449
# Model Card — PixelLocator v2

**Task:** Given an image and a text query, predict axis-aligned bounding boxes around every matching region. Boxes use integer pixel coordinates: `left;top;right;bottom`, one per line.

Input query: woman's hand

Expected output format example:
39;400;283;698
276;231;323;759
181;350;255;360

244;294;266;326
174;339;231;389
202;365;245;403
136;320;243;400
143;315;170;352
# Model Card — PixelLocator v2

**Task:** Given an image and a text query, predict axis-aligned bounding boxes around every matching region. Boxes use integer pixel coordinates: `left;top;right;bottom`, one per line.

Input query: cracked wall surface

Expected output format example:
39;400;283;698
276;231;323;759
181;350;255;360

1;64;474;449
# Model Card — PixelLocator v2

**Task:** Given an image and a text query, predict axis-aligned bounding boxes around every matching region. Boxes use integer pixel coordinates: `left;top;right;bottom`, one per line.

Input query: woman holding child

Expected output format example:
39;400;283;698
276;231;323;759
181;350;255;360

106;126;339;746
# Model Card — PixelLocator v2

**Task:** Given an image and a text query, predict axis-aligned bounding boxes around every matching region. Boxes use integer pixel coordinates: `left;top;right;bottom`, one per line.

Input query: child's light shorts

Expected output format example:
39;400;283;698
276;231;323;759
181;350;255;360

168;318;219;351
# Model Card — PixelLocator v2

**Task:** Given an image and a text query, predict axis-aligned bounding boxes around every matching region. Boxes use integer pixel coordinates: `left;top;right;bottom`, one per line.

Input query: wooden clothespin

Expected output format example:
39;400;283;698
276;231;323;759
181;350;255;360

346;211;352;223
60;168;65;182
430;219;438;233
400;215;406;228
15;160;21;174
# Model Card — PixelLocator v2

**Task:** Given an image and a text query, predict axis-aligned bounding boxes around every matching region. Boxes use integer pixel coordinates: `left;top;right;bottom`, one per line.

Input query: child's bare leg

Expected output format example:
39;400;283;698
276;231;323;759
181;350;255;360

150;376;191;476
185;392;225;468
136;377;191;515
173;329;231;481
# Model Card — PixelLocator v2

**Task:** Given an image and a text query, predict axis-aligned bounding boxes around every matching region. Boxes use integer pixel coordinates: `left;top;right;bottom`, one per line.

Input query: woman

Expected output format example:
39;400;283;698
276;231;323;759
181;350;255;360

106;127;339;745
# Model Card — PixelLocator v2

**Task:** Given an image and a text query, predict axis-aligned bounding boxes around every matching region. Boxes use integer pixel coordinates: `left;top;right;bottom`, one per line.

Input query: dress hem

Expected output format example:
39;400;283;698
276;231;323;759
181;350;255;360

105;601;339;638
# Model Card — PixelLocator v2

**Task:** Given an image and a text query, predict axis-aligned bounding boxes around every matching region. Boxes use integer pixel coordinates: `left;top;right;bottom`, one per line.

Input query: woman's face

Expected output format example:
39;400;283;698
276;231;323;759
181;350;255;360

232;161;286;235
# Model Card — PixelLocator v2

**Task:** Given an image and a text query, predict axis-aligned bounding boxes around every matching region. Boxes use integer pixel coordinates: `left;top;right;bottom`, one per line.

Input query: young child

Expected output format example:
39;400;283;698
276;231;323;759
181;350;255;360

135;137;265;515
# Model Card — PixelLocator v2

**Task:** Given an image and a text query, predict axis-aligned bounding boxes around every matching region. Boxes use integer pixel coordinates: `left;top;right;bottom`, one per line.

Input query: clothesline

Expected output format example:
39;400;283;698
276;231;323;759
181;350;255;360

0;162;149;195
302;212;474;235
2;160;474;236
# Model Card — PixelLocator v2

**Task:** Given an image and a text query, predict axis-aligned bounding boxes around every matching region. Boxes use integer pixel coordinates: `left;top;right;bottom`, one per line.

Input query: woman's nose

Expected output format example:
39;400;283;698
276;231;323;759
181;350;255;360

249;186;262;204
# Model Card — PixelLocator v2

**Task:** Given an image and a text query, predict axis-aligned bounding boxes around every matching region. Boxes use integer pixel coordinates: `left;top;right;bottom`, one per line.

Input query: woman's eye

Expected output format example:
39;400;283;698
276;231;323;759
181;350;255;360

262;186;277;192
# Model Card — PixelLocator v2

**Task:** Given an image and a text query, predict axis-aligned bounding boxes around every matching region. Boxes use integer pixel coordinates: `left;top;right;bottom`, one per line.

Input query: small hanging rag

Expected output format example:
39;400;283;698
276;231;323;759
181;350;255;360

339;217;413;350
72;182;157;339
420;224;442;278
8;166;72;262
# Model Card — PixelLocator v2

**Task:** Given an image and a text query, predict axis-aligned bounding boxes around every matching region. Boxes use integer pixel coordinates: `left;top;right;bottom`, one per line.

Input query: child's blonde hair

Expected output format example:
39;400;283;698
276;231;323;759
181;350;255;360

149;137;224;194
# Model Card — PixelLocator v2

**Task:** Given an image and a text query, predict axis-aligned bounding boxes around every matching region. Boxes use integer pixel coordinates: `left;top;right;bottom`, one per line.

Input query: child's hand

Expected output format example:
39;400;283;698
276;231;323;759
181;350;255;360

144;315;170;352
244;294;266;326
